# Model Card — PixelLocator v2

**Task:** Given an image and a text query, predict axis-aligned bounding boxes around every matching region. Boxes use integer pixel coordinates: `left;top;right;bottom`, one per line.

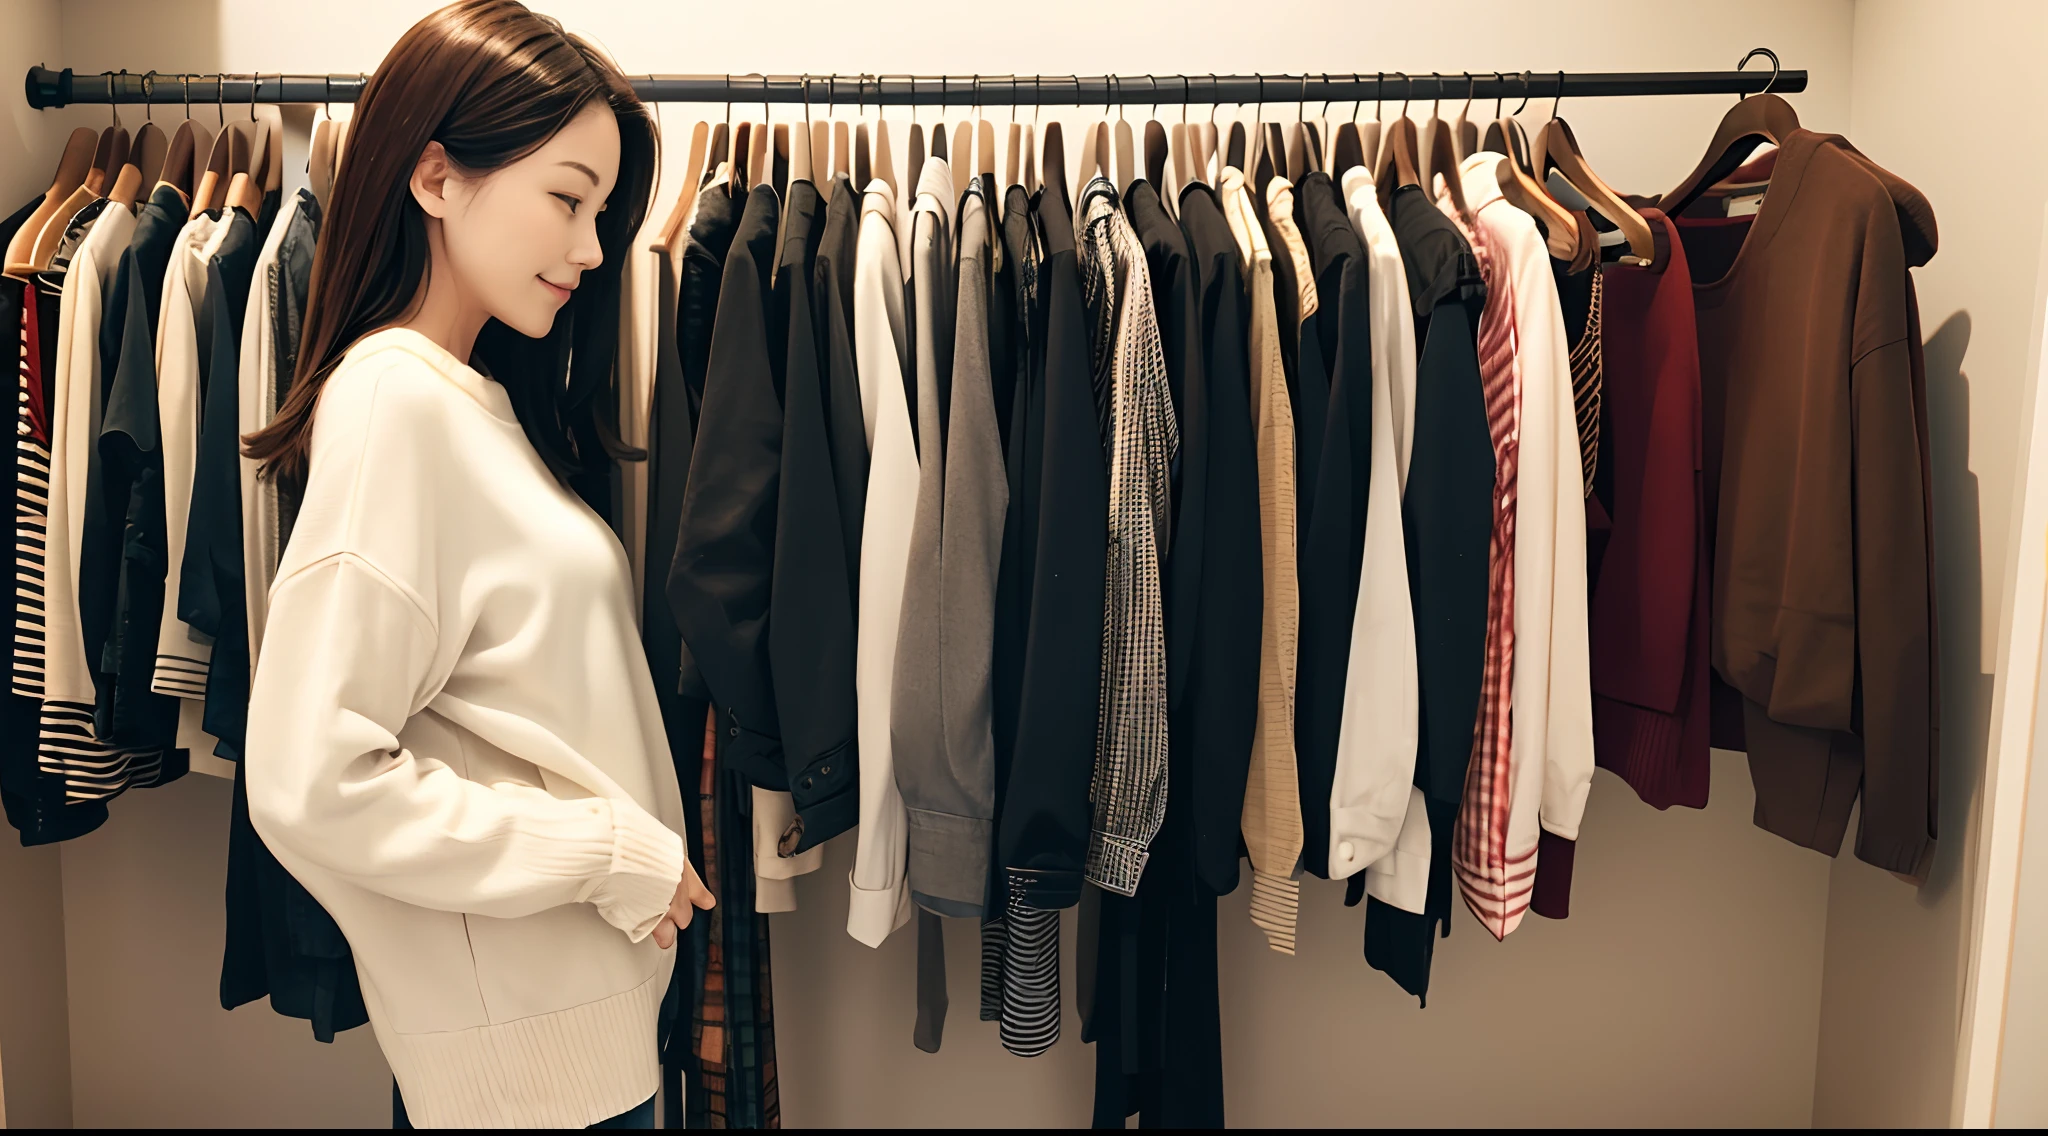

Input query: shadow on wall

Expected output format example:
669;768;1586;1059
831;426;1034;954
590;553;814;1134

1922;309;1986;914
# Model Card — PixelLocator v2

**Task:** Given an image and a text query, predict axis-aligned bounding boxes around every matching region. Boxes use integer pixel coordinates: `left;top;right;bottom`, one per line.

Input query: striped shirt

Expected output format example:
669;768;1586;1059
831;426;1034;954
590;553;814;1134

1075;177;1178;898
1443;207;1529;940
14;285;49;700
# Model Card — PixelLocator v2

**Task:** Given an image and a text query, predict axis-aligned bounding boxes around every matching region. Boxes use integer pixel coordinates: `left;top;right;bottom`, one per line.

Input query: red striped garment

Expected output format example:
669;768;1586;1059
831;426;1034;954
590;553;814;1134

1442;207;1529;940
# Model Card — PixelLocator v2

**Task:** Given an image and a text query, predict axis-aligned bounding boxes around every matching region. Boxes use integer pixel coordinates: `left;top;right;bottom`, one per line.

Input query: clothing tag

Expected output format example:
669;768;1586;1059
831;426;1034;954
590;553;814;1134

1724;192;1766;218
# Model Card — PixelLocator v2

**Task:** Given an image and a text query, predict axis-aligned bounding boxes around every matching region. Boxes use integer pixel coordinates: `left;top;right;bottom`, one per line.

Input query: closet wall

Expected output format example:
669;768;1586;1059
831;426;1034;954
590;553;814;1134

2;0;2007;1127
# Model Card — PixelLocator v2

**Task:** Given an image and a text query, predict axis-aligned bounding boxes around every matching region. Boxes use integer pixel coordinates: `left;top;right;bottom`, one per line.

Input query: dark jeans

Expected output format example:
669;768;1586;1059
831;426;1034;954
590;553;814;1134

392;1082;656;1129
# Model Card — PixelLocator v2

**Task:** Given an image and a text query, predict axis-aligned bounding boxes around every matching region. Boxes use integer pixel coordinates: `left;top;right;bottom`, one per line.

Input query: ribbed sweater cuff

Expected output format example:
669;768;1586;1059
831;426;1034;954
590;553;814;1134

1249;870;1299;955
588;799;685;942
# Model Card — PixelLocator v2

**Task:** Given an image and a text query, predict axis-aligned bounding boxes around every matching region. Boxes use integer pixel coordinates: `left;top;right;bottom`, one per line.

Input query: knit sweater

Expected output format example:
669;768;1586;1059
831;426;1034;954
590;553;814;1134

244;327;687;1129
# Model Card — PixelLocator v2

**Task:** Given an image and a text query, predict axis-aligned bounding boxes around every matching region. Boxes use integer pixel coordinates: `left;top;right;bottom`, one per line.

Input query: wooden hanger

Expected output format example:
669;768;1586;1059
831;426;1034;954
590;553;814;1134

1076;121;1101;184
1425;98;1470;220
1041;120;1067;206
1532;72;1652;262
1495;117;1580;261
752;121;773;193
1373;76;1422;212
874;117;896;198
974;77;997;185
834;121;850;180
1661;52;1800;218
950;121;971;172
770;123;791;199
1418;73;1448;199
27;123;127;270
259;102;285;199
1108;77;1136;196
1252;120;1280;197
802;79;827;186
655;119;711;251
131;119;168;192
307;92;337;208
1006;120;1023;190
224;117;265;218
1023;117;1038;196
159;101;213;206
788;116;813;188
905;84;925;202
855;117;872;191
4;127;97;276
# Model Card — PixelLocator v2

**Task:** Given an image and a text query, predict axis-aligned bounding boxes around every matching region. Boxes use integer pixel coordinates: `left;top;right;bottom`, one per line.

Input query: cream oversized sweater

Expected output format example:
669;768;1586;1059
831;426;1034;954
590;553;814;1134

245;328;687;1129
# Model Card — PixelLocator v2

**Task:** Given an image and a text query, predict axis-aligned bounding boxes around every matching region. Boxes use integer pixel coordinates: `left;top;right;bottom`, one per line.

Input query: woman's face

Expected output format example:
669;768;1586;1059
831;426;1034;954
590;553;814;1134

430;100;620;339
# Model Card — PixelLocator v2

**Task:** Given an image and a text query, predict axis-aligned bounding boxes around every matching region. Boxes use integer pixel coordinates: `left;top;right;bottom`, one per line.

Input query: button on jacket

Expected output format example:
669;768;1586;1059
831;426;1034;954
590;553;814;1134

1170;181;1261;898
996;165;1107;915
849;179;916;947
669;184;785;789
769;177;859;853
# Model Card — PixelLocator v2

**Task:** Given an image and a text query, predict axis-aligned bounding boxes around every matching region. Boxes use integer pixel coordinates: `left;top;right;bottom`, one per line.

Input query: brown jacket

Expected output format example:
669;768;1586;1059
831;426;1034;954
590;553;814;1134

1679;130;1939;878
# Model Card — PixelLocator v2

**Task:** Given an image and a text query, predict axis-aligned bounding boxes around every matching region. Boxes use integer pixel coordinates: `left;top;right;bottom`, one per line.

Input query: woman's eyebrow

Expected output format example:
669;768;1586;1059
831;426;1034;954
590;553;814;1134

557;160;600;185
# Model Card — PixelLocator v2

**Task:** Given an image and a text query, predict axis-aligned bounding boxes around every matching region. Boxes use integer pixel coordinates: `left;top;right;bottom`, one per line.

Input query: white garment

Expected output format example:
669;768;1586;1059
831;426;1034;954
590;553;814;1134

1457;152;1595;860
239;190;304;677
846;178;915;946
1327;166;1422;887
153;210;230;755
38;201;141;799
244;328;686;1129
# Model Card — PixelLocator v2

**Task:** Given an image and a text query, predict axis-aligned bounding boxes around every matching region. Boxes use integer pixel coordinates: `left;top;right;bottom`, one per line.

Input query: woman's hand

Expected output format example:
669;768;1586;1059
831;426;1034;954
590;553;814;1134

650;860;716;949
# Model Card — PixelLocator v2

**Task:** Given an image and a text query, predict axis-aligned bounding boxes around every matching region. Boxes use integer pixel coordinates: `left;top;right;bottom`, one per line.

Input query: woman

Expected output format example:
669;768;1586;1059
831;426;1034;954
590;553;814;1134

242;2;710;1127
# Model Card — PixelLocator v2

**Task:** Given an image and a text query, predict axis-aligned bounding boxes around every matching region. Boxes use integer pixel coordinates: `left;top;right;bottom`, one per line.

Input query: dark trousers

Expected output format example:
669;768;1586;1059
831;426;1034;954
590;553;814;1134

393;1083;656;1129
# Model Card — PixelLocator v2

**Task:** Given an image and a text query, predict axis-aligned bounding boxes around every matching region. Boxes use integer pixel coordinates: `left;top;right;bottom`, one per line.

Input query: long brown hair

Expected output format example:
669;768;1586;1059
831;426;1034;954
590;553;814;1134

244;0;655;500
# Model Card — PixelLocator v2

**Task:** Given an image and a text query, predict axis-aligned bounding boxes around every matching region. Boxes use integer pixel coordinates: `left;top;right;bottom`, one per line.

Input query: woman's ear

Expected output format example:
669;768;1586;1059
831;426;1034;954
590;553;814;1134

411;140;456;219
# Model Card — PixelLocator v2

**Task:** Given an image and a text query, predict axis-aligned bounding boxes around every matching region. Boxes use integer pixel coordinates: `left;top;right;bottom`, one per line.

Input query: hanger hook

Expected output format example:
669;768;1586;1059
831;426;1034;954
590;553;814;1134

1209;74;1221;126
647;73;661;137
1181;75;1190;125
1298;73;1308;123
1147;74;1158;123
141;70;157;123
180;72;191;120
1373;71;1383;123
214;72;224;126
1511;70;1530;116
1493;71;1504;120
1255;74;1265;131
802;75;812;128
1429;71;1441;116
1553;70;1565;120
109;68;125;127
249;72;259;120
1462;72;1475;117
1735;47;1782;101
1394;72;1408;119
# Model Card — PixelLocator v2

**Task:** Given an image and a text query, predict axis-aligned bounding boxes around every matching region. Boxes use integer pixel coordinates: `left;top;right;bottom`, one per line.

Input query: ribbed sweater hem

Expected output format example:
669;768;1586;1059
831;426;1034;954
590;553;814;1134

380;964;668;1129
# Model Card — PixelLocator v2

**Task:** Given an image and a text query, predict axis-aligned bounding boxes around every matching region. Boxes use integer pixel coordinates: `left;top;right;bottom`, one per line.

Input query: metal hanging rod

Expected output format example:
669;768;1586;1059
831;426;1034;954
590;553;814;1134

24;64;1805;111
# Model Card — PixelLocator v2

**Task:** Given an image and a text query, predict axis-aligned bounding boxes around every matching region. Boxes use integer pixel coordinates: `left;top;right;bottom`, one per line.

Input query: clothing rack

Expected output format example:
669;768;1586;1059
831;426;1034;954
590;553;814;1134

22;63;1806;111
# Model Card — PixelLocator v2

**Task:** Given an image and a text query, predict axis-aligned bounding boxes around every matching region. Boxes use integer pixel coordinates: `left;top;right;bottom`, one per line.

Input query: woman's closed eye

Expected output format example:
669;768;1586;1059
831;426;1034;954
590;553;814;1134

552;192;582;215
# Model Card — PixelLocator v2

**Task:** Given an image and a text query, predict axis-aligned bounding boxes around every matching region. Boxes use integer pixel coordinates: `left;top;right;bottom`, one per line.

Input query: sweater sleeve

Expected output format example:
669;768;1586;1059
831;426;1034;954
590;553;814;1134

1848;336;1936;875
245;551;686;941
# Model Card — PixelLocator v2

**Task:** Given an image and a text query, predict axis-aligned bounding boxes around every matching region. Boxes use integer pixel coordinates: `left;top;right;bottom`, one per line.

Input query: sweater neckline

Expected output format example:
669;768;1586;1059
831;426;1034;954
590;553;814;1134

351;326;521;426
1679;128;1818;300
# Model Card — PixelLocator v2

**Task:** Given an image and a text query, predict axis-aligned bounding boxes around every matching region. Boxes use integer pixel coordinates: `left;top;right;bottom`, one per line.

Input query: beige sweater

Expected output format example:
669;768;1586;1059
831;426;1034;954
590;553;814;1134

1220;168;1302;955
245;328;687;1128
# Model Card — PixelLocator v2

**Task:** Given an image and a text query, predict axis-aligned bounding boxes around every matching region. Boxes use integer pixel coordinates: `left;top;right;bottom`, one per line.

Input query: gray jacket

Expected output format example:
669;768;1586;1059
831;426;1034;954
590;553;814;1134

893;159;1007;918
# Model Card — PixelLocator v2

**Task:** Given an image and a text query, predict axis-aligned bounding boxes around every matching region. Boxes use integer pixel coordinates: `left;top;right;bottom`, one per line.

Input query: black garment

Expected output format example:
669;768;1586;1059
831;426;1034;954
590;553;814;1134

1;193;110;842
1172;182;1262;897
982;181;1041;1033
816;175;868;591
394;1085;656;1129
1291;172;1374;879
767;179;857;850
669;185;785;790
177;206;259;761
996;170;1108;914
1350;184;1492;1003
82;183;187;750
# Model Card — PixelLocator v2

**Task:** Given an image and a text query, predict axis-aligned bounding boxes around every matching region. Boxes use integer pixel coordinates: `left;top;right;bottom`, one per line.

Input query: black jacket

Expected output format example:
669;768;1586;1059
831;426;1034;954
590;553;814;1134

1171;182;1263;897
768;179;858;850
668;185;786;790
84;183;188;750
178;206;259;762
1357;184;1493;1002
1291;171;1374;879
816;176;868;590
995;170;1107;912
990;181;1039;902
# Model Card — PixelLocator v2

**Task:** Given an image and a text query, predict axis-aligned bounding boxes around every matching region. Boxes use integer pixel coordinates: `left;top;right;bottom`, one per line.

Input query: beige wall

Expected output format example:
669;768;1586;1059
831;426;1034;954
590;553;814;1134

17;0;2012;1127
